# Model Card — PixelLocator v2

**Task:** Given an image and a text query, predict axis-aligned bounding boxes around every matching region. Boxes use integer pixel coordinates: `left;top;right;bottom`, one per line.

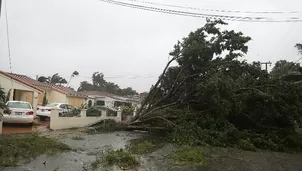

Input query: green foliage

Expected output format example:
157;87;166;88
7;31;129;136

270;60;302;79
142;21;302;152
0;133;70;166
171;146;205;165
237;139;256;151
103;148;139;169
121;106;135;121
38;73;67;85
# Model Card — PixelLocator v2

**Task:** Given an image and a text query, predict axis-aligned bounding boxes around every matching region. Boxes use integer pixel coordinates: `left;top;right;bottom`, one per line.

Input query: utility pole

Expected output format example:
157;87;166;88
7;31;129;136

261;61;272;72
0;0;2;19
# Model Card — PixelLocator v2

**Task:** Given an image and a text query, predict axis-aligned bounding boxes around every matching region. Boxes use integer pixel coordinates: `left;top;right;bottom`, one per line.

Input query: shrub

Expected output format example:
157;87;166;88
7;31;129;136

103;148;139;169
171;146;205;165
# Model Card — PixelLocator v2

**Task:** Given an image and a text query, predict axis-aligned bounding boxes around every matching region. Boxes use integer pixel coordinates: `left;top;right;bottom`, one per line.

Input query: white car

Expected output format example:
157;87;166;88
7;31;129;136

2;101;35;124
36;103;76;120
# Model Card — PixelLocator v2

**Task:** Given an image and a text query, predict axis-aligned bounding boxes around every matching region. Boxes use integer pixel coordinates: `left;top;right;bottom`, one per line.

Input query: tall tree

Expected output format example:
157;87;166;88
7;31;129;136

270;60;302;79
92;72;106;88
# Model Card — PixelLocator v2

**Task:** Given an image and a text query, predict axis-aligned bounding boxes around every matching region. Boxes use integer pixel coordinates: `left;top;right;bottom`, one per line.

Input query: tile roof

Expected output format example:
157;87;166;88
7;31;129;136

0;70;43;93
1;71;87;98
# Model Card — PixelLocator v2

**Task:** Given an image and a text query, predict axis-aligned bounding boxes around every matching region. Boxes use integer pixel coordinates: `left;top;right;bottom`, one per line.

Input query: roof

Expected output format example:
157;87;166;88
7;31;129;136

0;70;44;93
82;91;126;101
1;71;87;98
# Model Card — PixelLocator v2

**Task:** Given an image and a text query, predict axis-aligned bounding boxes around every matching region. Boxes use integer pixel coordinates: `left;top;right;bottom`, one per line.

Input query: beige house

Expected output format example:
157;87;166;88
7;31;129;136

1;71;87;108
0;70;44;112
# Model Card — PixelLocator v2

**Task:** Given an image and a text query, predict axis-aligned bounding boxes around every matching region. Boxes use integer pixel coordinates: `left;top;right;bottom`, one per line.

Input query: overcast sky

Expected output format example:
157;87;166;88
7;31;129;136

0;0;302;93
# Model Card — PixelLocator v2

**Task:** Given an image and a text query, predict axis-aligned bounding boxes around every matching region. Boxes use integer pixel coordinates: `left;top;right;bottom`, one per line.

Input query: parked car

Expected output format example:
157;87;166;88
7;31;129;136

36;103;77;120
2;101;35;124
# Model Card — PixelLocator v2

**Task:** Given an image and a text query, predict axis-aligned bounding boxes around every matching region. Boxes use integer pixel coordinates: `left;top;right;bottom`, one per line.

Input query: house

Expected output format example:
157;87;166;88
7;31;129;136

83;91;141;108
0;71;44;112
0;71;87;108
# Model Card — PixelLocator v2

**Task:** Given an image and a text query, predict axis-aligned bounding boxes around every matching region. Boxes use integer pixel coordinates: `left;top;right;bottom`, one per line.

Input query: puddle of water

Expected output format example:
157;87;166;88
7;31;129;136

1;131;142;171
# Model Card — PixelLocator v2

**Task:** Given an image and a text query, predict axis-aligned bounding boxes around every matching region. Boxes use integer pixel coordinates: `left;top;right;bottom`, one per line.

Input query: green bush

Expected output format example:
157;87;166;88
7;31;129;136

237;139;256;151
0;133;70;166
103;148;139;169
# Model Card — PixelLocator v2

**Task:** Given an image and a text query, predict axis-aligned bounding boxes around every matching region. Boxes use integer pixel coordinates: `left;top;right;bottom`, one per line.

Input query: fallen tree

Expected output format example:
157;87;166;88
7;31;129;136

127;19;302;152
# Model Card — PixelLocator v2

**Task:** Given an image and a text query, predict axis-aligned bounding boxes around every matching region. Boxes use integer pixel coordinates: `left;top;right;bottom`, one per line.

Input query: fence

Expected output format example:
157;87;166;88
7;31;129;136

49;108;122;130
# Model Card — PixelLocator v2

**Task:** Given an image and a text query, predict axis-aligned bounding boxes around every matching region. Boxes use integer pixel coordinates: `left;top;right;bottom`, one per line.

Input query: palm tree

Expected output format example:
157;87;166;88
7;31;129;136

38;73;67;85
67;71;79;87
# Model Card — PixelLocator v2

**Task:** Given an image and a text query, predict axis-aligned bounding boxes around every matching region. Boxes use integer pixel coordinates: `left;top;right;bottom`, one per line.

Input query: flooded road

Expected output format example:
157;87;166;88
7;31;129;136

1;130;302;171
2;120;49;134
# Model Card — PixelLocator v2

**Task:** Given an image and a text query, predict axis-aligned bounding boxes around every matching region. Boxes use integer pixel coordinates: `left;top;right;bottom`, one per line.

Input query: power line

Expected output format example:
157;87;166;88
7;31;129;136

99;0;302;22
127;0;301;14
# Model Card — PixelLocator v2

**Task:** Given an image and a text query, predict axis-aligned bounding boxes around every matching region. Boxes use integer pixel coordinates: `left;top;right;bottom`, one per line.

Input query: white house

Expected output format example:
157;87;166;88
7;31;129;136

83;91;140;108
0;70;44;113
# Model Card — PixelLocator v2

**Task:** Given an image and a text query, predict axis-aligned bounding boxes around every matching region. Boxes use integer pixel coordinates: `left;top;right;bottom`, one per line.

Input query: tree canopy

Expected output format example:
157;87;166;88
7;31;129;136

37;73;67;85
78;72;138;96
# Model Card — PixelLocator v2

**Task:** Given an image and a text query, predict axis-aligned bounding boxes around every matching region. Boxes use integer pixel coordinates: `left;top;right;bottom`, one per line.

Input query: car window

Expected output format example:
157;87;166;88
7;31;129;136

7;102;31;109
59;104;67;109
67;105;75;110
45;103;58;107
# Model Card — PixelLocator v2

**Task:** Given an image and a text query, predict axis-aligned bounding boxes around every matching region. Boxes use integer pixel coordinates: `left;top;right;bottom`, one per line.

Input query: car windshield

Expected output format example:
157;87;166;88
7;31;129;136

7;102;31;109
45;103;59;107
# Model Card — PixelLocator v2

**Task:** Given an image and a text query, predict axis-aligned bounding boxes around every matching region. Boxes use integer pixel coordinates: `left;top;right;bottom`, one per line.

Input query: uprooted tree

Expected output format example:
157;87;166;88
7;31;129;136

129;20;302;152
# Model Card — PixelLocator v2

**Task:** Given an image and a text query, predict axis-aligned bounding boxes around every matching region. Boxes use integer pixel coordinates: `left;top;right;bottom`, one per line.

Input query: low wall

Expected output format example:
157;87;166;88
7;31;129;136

50;109;121;130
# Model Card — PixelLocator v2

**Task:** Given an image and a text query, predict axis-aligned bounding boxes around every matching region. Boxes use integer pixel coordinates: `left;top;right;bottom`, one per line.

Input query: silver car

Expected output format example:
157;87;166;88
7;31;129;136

36;103;76;120
2;101;35;124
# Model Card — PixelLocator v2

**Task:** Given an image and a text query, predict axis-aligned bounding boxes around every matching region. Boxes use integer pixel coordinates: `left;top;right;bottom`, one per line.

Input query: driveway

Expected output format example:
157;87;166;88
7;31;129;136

2;120;49;135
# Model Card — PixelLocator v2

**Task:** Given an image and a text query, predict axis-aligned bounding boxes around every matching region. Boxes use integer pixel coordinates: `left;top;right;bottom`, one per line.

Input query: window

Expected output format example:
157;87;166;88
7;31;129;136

7;102;32;109
88;100;92;108
59;104;67;109
46;103;59;107
96;100;105;106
